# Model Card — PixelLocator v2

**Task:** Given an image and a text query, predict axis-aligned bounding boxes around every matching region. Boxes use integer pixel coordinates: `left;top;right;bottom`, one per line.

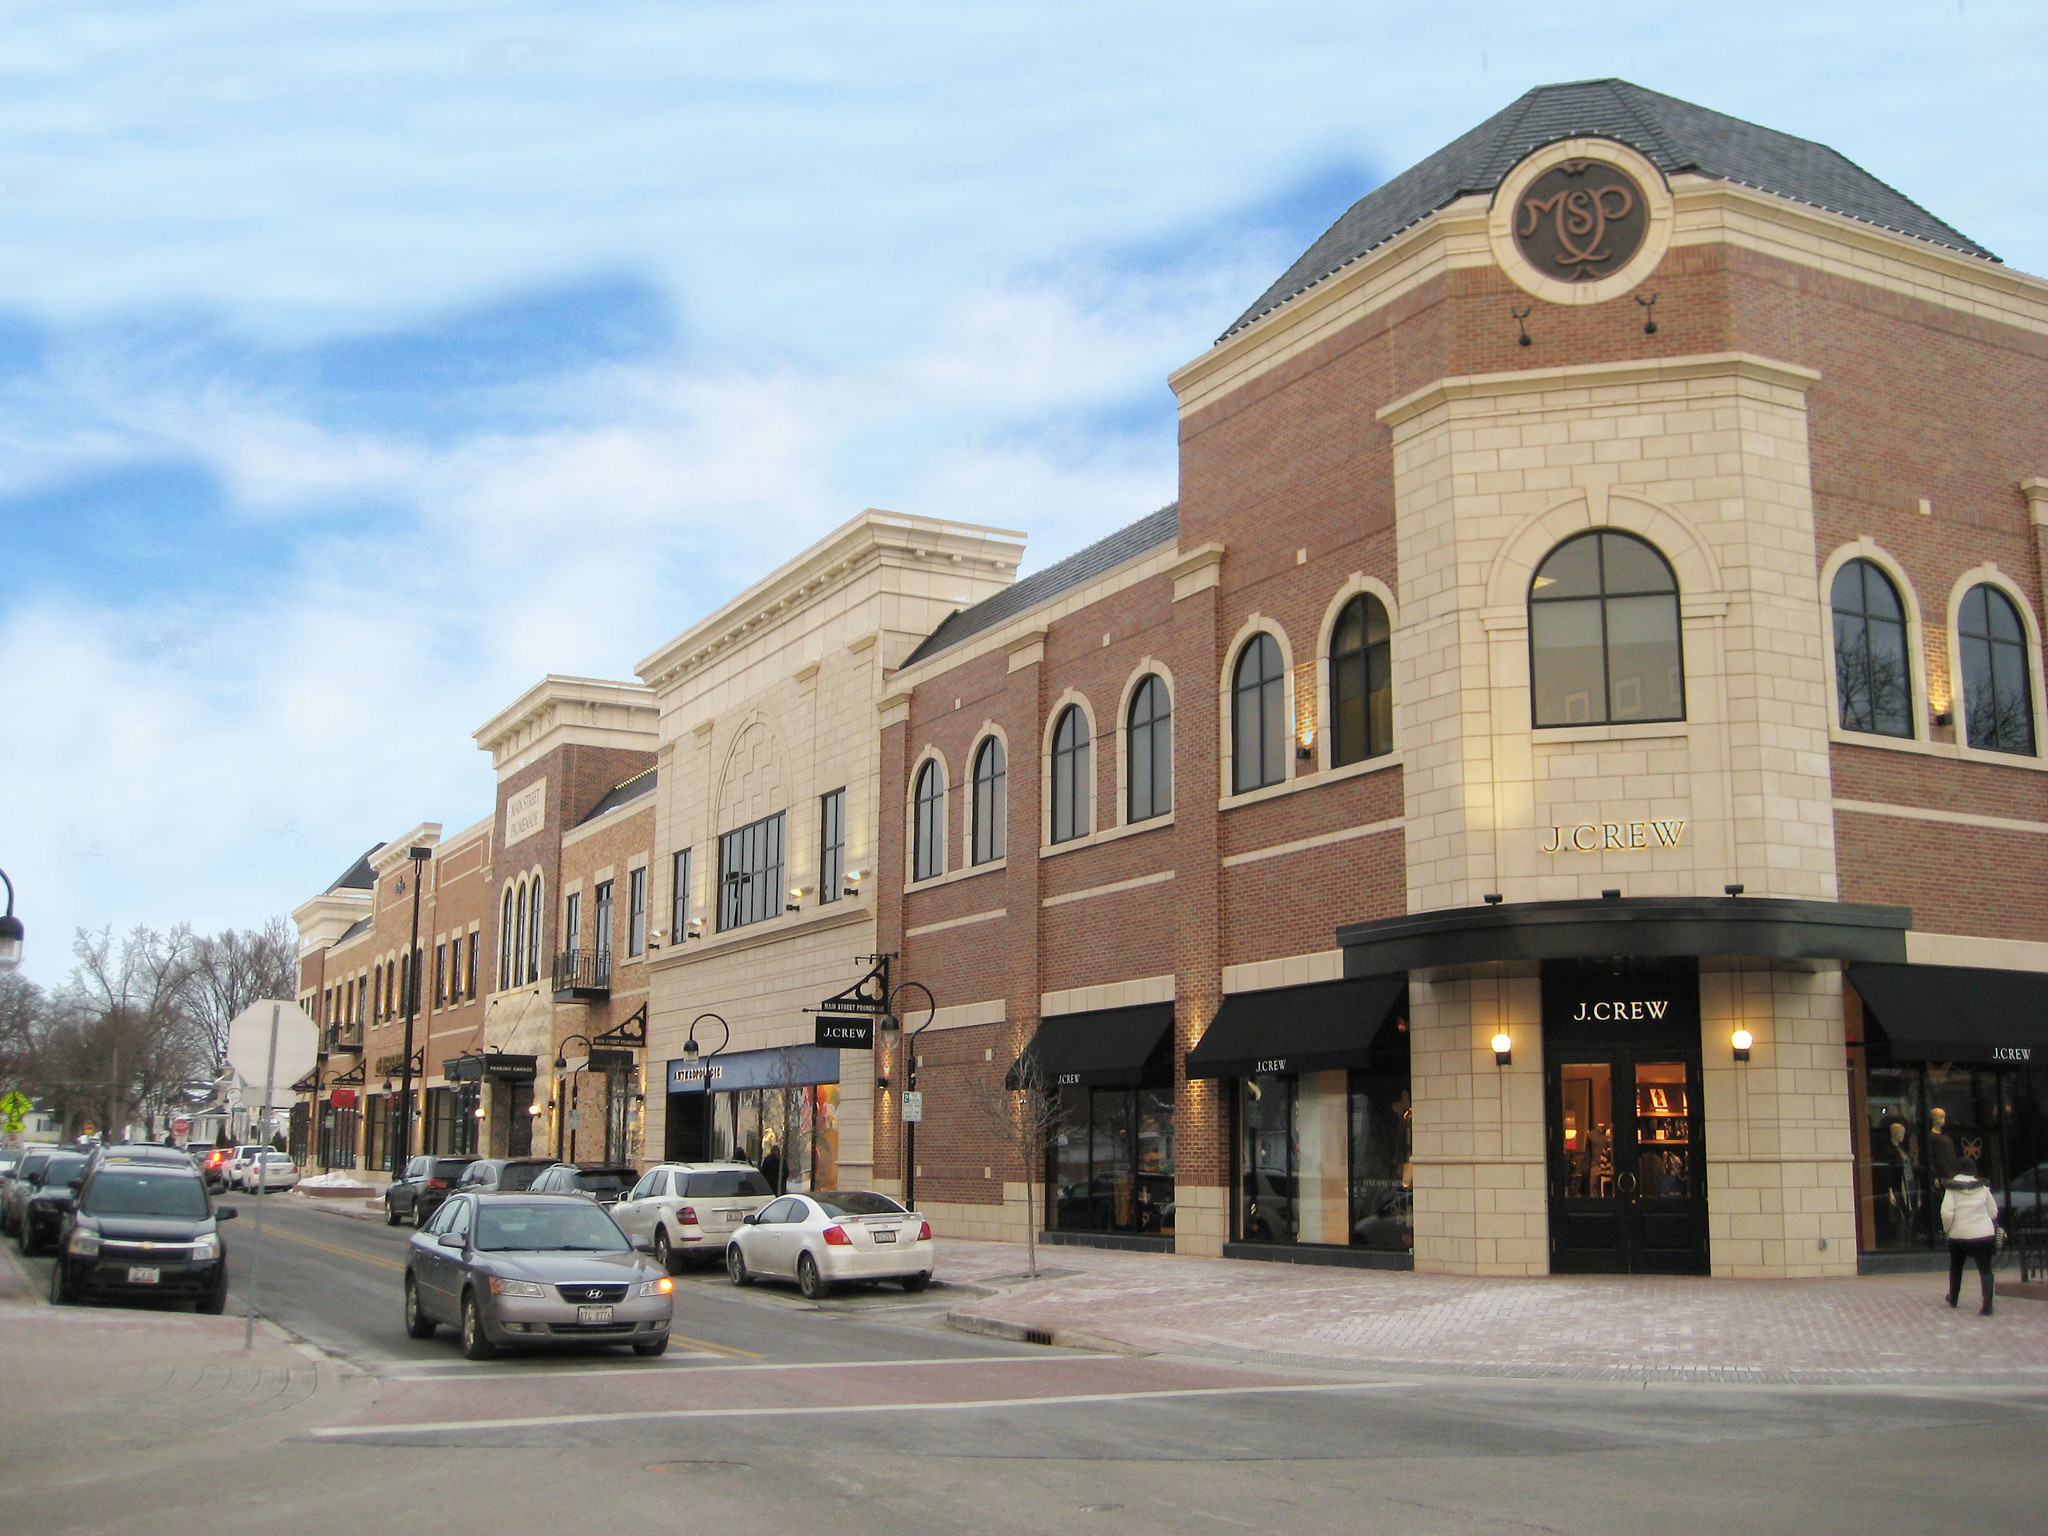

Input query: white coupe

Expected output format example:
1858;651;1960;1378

725;1190;935;1299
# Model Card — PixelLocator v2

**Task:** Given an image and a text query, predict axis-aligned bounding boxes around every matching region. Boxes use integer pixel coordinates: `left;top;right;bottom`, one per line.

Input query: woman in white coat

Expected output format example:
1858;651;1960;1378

1941;1155;2000;1316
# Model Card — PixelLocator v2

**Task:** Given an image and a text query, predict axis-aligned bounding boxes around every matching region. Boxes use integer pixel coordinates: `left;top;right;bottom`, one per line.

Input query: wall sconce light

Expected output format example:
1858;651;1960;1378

1635;292;1659;334
687;917;705;940
526;1102;540;1116
1731;1028;1753;1063
1296;727;1315;761
1512;305;1533;346
1483;893;1503;906
844;868;865;898
1724;884;1744;897
875;1076;890;1090
786;886;804;913
1934;709;1954;728
473;1106;486;1119
1491;1032;1513;1066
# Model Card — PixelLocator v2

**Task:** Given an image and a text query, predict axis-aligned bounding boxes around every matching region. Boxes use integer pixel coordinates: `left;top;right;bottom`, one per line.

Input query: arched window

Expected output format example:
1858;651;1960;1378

1232;633;1287;793
514;882;529;987
1831;558;1912;738
1959;584;2035;755
499;888;514;990
526;875;544;983
1050;706;1091;843
1126;675;1172;822
971;738;1007;865
1529;531;1683;727
912;759;945;881
1329;594;1392;766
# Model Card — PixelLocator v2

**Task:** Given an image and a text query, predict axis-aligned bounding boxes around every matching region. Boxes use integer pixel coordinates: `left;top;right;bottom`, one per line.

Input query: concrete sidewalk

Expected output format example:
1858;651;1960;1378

934;1238;2048;1386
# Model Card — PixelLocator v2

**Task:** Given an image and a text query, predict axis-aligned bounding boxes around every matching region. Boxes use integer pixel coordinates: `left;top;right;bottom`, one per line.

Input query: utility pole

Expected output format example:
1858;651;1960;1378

395;845;431;1171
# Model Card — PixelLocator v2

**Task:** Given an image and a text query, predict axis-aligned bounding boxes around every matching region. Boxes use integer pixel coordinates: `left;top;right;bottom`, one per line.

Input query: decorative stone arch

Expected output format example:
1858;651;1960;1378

1114;658;1179;826
1818;538;1932;745
1311;575;1400;773
905;745;952;884
1042;688;1100;844
1484;490;1725;612
711;708;794;838
966;722;1012;865
1218;614;1298;801
1945;561;2048;761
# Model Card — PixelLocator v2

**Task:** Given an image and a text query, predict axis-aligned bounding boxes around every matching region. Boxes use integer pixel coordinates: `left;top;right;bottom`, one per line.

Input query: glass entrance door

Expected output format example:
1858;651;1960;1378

1548;1053;1708;1274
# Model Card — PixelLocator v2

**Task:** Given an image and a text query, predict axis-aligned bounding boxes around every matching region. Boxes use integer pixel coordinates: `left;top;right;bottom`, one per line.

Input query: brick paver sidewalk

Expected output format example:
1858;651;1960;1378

936;1239;2048;1385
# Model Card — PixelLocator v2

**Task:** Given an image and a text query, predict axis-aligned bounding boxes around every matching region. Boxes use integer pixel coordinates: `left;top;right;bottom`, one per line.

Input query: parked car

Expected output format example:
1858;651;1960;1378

50;1161;235;1312
452;1157;556;1195
19;1150;92;1255
385;1156;477;1227
183;1141;216;1163
528;1163;637;1208
244;1152;299;1192
81;1142;196;1181
610;1162;776;1272
402;1192;673;1360
725;1190;935;1299
223;1146;270;1191
200;1147;235;1191
2;1147;58;1235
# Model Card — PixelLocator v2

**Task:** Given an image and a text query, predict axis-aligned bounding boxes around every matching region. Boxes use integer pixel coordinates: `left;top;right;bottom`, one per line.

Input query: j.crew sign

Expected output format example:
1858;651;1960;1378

1543;819;1685;854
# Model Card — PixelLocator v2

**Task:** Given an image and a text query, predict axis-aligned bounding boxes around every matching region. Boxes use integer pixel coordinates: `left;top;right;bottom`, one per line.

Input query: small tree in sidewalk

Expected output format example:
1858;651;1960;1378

965;1047;1068;1279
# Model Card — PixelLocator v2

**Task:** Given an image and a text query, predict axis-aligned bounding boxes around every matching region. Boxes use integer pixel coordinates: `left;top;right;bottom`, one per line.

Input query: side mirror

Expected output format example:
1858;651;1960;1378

216;1207;238;1220
741;1212;760;1226
439;1232;465;1248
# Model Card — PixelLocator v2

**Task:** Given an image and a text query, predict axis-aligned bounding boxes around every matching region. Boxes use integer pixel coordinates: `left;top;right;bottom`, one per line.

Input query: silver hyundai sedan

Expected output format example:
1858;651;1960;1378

403;1191;674;1360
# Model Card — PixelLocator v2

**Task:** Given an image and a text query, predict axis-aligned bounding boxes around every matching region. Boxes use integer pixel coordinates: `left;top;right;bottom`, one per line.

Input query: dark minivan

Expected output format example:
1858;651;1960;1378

51;1162;235;1312
385;1156;478;1227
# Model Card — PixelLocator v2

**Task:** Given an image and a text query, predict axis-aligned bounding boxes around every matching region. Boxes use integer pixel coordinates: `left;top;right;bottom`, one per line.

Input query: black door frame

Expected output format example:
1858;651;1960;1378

1542;958;1710;1276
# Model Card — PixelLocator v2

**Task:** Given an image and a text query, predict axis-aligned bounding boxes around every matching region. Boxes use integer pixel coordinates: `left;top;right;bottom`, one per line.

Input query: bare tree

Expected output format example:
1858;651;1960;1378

180;916;299;1073
0;972;45;1088
966;1049;1069;1278
43;926;209;1138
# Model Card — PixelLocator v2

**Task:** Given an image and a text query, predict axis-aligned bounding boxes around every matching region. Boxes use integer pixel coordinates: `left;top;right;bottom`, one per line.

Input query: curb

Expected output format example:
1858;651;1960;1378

944;1307;1147;1356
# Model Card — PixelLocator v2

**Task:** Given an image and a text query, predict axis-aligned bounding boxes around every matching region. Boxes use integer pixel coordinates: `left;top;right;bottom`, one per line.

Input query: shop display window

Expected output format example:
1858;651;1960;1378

1046;1037;1176;1237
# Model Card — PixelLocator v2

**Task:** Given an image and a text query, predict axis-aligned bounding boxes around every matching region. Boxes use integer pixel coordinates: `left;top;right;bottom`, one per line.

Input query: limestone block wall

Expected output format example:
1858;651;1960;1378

1409;967;1547;1275
1699;961;1858;1277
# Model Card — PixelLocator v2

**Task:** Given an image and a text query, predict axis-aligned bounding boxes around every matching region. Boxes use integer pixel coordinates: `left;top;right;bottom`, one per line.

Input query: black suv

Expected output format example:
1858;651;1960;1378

528;1163;637;1206
19;1150;91;1255
453;1158;556;1195
52;1161;235;1311
385;1156;478;1227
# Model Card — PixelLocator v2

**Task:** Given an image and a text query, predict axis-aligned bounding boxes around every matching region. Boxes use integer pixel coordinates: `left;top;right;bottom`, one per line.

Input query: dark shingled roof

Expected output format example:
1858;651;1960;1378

900;503;1179;669
325;846;379;894
577;767;658;827
1225;78;1995;341
334;916;372;947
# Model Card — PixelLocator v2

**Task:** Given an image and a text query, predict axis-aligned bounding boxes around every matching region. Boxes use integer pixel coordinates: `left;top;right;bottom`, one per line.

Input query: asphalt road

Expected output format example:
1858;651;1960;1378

10;1198;2048;1536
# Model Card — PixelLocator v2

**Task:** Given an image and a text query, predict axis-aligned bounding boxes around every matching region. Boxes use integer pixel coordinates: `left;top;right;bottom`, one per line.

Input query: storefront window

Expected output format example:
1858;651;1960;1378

1048;1081;1176;1237
1235;1034;1412;1250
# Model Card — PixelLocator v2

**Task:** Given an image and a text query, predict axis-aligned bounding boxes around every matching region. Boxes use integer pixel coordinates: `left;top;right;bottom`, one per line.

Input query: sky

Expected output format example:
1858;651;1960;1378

3;2;2045;988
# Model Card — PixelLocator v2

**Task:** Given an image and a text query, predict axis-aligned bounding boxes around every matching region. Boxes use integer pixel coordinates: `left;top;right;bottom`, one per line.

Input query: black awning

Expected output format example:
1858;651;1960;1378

1017;1004;1174;1089
1185;975;1406;1080
1848;964;2048;1065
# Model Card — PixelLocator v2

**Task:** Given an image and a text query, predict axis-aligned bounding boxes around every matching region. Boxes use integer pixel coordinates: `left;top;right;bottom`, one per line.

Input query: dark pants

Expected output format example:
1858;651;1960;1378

1948;1237;1996;1307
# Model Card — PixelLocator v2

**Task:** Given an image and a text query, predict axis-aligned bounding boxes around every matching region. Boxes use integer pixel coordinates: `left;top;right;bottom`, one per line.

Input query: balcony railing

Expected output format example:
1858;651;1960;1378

552;948;612;1002
325;1022;363;1054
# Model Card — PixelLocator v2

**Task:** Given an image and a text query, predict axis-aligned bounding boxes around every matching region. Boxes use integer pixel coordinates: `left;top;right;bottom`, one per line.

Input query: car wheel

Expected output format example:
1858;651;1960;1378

796;1251;829;1301
460;1291;497;1360
411;1205;426;1229
385;1199;401;1226
632;1333;670;1358
725;1243;750;1286
19;1223;37;1257
48;1261;74;1306
197;1280;228;1315
403;1273;437;1339
654;1228;675;1275
901;1272;931;1293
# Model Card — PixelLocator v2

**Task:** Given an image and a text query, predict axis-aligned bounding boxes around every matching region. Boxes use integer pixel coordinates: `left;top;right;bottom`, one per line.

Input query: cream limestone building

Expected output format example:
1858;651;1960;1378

636;509;1022;1190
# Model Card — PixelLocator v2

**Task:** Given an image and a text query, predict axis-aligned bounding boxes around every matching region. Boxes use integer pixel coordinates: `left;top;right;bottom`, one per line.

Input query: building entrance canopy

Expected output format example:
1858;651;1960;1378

1848;963;2048;1065
1338;896;1911;977
1016;1004;1173;1089
1186;976;1405;1080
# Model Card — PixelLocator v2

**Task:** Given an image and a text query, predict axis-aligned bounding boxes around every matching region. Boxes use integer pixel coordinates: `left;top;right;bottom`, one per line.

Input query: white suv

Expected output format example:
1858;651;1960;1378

610;1162;777;1272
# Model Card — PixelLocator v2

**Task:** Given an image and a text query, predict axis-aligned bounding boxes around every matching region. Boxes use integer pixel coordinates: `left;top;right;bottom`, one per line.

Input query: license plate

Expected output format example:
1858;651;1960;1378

127;1266;160;1285
577;1305;613;1325
717;1208;741;1220
873;1229;897;1243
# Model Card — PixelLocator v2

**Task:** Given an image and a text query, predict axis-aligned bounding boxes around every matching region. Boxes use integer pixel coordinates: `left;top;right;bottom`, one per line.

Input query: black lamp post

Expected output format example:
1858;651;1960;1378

395;845;431;1171
683;1013;729;1166
879;981;935;1211
0;866;23;974
554;1033;595;1162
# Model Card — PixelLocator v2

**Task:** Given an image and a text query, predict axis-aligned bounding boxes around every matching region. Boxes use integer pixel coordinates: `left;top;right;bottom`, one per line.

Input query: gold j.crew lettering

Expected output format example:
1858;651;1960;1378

1572;999;1671;1022
1542;819;1685;854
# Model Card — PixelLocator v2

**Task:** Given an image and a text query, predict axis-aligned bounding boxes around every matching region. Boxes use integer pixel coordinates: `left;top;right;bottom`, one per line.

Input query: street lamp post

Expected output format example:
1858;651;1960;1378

683;1014;730;1167
554;1033;596;1162
395;845;431;1171
880;981;936;1211
0;866;23;973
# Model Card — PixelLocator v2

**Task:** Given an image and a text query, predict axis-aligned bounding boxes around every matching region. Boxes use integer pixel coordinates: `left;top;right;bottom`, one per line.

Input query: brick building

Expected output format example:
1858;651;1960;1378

875;80;2048;1279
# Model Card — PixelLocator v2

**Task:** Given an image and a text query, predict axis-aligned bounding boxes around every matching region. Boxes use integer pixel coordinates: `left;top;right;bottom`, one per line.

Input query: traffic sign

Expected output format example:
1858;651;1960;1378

0;1090;31;1132
225;1001;318;1109
900;1091;924;1124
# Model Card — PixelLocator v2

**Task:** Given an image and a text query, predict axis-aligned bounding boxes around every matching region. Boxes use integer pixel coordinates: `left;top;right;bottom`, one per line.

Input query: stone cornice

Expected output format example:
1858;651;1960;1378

472;674;658;774
1376;352;1822;433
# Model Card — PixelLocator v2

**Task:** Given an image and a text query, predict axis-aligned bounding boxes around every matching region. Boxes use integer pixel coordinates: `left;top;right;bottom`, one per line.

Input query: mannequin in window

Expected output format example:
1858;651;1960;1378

1927;1106;1959;1183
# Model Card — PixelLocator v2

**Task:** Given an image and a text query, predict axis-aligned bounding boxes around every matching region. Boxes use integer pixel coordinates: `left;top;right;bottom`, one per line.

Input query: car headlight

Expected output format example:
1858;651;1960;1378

488;1277;546;1298
66;1229;100;1257
192;1233;221;1261
637;1277;674;1297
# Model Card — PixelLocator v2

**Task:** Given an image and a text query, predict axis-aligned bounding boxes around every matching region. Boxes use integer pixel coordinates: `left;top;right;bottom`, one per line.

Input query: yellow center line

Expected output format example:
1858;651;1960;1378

666;1333;765;1360
258;1224;407;1273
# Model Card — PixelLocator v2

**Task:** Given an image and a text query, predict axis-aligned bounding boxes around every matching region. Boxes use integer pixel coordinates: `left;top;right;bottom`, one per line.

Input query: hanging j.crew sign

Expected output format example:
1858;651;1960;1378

1542;819;1686;854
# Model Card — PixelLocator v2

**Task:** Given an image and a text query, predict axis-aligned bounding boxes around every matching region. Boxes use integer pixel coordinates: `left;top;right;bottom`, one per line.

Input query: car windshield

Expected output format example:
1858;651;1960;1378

431;1161;473;1180
574;1172;628;1196
473;1202;630;1252
41;1154;88;1186
82;1172;211;1218
810;1191;907;1217
684;1170;774;1198
19;1153;51;1180
499;1164;548;1192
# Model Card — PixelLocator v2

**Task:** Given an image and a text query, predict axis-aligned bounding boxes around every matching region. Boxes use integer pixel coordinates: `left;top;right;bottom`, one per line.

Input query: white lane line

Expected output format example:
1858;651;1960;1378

379;1353;1128;1383
311;1380;1406;1437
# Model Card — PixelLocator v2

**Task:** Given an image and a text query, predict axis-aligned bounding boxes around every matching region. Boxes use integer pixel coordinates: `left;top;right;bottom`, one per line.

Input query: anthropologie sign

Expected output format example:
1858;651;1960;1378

1542;819;1685;854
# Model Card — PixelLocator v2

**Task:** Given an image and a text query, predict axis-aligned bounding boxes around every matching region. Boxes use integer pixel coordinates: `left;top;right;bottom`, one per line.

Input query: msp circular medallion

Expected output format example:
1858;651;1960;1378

1488;138;1675;306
